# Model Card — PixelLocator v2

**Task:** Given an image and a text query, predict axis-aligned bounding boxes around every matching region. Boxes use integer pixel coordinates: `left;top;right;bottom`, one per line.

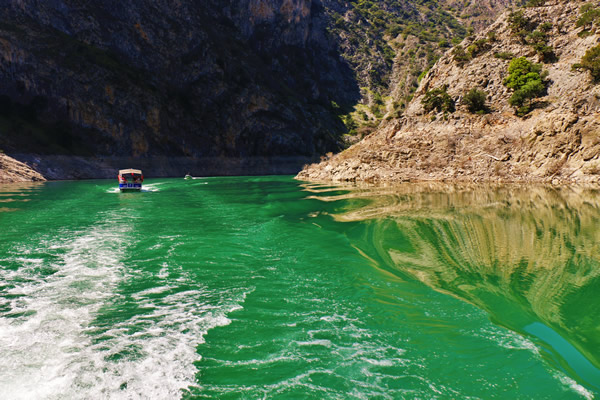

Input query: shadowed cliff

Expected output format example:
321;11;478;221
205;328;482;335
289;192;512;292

0;0;359;176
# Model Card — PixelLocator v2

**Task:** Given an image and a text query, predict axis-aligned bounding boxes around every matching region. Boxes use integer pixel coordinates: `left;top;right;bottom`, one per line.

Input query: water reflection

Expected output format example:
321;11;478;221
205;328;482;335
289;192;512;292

0;182;45;212
304;182;600;392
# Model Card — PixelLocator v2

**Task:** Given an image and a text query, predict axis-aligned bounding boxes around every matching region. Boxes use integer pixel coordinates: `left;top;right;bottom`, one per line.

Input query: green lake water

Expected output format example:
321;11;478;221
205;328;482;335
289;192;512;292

0;176;599;399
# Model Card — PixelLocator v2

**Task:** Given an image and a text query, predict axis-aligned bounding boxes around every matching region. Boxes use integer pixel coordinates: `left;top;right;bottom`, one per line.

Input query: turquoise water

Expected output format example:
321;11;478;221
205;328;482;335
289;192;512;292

0;177;598;399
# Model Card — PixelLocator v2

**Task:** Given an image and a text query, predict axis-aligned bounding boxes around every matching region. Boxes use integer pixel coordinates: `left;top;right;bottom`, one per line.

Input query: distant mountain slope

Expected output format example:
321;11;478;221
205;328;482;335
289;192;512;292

320;0;522;139
298;0;600;184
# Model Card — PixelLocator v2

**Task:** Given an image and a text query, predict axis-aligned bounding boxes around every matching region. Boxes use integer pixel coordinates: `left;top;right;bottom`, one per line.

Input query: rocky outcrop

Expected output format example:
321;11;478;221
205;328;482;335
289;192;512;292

298;0;600;184
0;153;45;182
0;0;359;177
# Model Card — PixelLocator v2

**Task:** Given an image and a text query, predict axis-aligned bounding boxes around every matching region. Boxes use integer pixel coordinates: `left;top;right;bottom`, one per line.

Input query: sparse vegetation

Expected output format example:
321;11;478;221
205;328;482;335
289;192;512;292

573;45;600;82
322;0;477;137
507;9;556;63
577;4;600;29
525;0;546;7
422;86;455;114
494;52;515;60
508;10;531;41
453;45;471;65
454;36;494;66
467;38;491;58
527;28;556;62
576;3;600;36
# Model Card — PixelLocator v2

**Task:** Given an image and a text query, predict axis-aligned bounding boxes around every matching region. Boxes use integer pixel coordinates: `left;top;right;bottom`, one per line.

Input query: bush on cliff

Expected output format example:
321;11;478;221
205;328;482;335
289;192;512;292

503;57;547;116
573;45;600;82
508;10;531;42
422;86;455;114
452;45;471;66
525;0;546;7
463;88;488;114
577;4;600;33
527;29;557;63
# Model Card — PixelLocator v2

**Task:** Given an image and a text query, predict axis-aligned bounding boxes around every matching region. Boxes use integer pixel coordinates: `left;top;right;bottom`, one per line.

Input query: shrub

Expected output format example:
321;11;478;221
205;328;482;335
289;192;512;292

494;51;515;60
573;45;600;82
467;38;491;58
539;22;553;32
503;57;547;116
527;30;556;62
422;86;455;113
508;10;531;41
463;88;488;113
526;0;546;6
438;39;450;48
577;4;600;31
452;45;471;65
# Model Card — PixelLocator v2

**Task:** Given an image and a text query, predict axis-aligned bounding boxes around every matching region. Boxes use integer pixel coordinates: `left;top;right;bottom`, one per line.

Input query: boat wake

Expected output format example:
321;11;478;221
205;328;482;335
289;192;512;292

0;211;246;399
0;212;131;399
105;184;160;193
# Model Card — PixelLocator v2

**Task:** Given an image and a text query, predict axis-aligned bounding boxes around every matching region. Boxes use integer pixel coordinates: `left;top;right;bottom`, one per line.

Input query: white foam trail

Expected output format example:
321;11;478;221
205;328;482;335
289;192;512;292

479;326;596;398
557;375;594;400
0;215;250;399
0;213;131;400
73;288;248;399
141;184;160;192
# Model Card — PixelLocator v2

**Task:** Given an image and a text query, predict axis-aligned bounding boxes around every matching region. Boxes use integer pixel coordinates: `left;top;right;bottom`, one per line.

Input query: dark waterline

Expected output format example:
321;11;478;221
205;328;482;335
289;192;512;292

0;177;598;399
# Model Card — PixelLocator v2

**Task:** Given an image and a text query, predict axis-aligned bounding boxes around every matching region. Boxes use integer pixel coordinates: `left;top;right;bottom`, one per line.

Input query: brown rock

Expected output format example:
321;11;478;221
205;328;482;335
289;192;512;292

0;154;45;183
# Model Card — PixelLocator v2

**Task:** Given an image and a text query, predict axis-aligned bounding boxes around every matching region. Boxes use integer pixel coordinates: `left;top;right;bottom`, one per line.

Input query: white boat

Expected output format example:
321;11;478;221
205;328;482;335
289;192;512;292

118;169;143;192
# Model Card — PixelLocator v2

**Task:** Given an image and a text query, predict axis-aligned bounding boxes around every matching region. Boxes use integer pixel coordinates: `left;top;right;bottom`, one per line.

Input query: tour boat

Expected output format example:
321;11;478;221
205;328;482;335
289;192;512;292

118;169;143;192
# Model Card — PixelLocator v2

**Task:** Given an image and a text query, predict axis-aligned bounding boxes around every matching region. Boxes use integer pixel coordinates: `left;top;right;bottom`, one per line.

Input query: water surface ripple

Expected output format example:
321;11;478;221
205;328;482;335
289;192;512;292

0;178;598;399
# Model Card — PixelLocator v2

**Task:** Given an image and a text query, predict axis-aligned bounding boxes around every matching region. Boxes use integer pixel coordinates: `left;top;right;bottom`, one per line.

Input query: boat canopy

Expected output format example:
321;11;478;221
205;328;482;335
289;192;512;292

119;169;143;176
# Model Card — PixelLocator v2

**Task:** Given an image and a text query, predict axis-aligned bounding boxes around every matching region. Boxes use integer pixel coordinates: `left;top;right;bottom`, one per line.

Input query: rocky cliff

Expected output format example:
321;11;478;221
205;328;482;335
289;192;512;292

0;153;45;182
320;0;522;139
0;0;359;178
298;0;600;184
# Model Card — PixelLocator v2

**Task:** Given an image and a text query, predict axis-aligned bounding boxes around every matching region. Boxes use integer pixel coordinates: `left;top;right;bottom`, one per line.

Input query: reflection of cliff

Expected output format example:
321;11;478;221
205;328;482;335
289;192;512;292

307;183;600;389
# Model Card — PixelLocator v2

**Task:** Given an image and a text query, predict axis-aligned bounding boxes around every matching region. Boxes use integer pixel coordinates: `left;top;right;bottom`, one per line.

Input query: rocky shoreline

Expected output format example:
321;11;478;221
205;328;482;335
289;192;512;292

0;153;314;182
296;111;600;185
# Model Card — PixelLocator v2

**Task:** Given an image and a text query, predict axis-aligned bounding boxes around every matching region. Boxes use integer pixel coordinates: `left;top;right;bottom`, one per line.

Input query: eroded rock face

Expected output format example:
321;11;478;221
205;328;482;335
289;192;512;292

298;0;600;184
0;0;359;162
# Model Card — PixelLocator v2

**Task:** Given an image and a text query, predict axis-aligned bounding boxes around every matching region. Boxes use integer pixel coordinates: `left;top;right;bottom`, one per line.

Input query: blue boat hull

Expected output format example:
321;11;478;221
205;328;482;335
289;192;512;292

119;183;142;191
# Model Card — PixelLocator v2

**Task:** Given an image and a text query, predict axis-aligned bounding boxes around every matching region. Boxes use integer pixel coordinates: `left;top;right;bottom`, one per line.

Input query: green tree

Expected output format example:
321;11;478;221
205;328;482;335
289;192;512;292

573;45;600;82
422;86;455;113
463;88;488;113
577;4;600;31
503;57;546;116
